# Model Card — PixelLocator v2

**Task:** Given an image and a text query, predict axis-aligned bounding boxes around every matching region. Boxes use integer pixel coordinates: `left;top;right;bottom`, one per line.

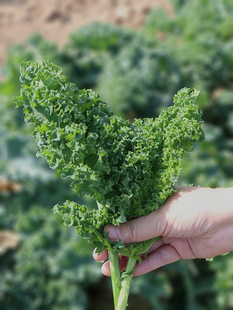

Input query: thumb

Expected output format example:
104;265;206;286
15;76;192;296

104;207;166;244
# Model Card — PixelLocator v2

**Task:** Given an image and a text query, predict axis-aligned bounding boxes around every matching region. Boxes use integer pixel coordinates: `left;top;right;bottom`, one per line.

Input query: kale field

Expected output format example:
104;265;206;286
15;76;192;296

1;0;233;309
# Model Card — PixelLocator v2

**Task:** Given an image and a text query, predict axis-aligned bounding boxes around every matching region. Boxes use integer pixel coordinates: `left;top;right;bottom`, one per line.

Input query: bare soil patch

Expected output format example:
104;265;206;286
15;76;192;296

0;0;172;66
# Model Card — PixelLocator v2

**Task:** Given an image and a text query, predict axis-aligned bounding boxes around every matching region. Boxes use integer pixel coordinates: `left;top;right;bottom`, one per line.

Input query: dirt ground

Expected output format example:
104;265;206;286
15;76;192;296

0;0;172;67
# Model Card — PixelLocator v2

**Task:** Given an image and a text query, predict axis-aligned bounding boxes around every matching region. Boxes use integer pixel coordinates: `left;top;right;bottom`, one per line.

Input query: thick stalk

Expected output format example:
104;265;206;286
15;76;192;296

116;256;137;310
108;250;121;309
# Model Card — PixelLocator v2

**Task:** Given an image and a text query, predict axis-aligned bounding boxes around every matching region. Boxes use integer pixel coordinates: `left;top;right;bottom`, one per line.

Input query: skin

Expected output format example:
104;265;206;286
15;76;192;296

93;185;233;277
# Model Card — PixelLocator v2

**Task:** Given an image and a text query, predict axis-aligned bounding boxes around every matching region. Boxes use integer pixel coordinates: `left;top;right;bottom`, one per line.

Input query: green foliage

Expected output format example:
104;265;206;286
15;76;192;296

14;59;204;309
130;270;172;309
144;0;233;92
0;207;100;310
60;22;137;90
96;41;185;119
0;33;60;133
14;60;204;258
211;252;233;309
66;22;135;52
142;0;233;191
1;0;233;308
0;151;101;310
0;38;102;308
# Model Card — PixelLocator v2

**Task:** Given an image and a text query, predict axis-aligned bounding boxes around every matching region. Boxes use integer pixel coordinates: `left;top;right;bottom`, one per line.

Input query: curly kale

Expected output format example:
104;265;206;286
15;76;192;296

14;60;204;310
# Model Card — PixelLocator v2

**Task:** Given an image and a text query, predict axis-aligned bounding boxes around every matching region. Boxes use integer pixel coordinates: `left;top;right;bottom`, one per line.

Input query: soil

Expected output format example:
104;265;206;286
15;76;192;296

0;230;19;256
0;0;172;67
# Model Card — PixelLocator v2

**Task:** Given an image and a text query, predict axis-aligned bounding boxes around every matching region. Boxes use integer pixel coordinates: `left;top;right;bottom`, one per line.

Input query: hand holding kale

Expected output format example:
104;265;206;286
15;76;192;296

14;60;204;310
95;185;233;277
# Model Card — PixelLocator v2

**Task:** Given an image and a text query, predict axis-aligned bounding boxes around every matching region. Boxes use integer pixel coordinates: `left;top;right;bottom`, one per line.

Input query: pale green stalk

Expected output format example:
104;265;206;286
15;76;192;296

108;250;121;309
116;257;137;310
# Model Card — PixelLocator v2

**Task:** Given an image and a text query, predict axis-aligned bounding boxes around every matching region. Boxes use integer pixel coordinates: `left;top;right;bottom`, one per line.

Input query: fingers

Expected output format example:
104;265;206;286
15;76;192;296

104;207;167;244
94;186;194;276
104;185;205;245
96;243;182;277
133;244;181;276
93;248;129;277
93;239;167;277
103;186;187;244
146;238;165;254
93;236;165;261
93;248;108;261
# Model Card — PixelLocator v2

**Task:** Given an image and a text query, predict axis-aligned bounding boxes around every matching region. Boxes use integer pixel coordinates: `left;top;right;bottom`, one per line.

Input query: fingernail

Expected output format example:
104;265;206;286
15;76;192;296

93;247;98;256
101;262;111;277
105;224;121;242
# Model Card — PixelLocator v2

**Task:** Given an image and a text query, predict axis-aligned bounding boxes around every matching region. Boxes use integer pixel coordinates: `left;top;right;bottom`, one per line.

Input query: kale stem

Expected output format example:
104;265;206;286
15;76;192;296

116;256;137;310
108;250;121;309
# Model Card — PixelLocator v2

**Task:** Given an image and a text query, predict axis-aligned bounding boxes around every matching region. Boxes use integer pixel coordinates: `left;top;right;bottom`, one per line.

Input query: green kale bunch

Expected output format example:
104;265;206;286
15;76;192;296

14;60;204;309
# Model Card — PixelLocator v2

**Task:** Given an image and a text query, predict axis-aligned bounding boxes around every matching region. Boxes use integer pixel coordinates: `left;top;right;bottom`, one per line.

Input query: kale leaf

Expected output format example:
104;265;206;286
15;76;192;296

14;60;204;255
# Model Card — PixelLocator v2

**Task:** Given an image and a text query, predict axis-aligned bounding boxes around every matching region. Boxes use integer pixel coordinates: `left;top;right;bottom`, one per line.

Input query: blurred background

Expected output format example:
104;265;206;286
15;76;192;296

1;0;233;309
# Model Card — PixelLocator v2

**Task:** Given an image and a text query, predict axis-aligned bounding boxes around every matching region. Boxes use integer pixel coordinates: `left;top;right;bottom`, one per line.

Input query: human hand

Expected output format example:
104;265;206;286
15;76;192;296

93;185;233;276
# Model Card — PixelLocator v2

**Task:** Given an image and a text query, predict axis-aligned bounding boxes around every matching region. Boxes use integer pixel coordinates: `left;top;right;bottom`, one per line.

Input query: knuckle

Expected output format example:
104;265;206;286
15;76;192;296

124;221;138;243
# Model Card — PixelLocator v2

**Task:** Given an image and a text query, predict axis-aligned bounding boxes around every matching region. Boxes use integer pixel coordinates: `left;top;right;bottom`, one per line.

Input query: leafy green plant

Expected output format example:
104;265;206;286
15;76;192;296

1;1;233;307
60;22;138;90
0;205;101;310
96;40;185;119
14;60;204;309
